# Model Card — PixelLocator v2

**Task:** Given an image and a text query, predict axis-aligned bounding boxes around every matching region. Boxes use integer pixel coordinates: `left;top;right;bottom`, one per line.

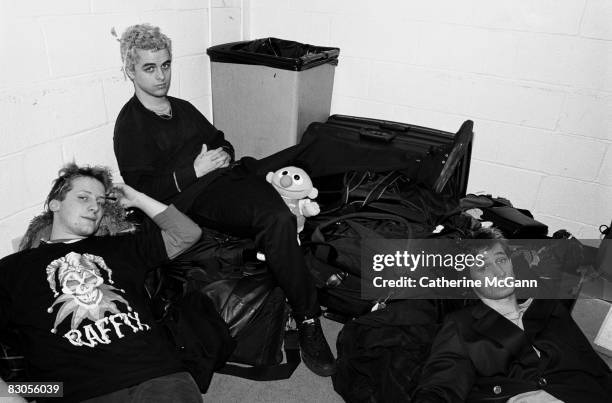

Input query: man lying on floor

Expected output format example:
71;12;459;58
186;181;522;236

0;163;204;403
414;227;612;403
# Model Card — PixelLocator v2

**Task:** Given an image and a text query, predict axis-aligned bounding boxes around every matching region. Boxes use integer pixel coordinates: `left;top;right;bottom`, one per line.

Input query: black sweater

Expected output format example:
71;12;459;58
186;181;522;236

113;96;234;202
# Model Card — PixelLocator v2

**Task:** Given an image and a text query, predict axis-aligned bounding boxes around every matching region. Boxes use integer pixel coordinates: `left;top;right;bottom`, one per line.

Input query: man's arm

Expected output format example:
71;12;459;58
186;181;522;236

113;112;188;201
119;169;189;204
413;319;476;403
114;184;201;259
195;106;235;163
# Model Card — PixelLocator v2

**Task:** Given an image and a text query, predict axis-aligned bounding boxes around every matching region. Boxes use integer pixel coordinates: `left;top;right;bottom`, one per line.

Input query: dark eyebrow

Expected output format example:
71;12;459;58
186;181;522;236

142;63;157;68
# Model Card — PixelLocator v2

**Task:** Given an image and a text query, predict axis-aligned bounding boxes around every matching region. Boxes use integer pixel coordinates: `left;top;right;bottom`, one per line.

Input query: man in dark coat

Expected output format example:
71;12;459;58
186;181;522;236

414;228;612;403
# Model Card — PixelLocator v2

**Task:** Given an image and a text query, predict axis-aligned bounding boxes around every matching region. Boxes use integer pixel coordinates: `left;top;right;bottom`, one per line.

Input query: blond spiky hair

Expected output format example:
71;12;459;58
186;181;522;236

117;23;172;76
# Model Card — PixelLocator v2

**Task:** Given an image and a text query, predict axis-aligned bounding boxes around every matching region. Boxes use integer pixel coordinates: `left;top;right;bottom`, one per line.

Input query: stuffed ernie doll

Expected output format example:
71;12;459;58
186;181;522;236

266;166;320;239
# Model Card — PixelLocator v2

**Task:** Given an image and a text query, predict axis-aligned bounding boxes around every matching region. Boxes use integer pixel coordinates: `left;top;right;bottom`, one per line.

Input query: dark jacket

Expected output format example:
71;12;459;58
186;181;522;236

415;299;612;403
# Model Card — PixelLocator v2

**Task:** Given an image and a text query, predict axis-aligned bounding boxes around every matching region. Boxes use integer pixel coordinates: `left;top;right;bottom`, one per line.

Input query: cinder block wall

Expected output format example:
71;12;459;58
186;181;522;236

0;0;243;257
248;0;612;238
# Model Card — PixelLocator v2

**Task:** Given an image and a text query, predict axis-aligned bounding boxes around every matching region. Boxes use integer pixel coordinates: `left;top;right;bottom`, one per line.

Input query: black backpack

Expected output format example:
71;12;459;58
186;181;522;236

303;211;424;318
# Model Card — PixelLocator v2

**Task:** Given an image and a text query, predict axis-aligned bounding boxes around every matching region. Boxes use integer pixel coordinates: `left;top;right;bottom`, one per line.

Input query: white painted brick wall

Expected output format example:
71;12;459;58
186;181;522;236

8;0;89;17
90;0;170;14
413;24;518;78
211;7;242;46
42;14;128;78
467;160;545;212
176;55;211;101
213;0;242;8
249;0;612;239
0;1;242;257
536;177;612;226
514;34;612;90
558;93;612;140
0;206;46;258
332;57;371;99
51;79;109;135
0;18;51;87
581;0;612;40
190;95;214;121
101;72;138;127
599;147;612;186
0;155;27;218
61;124;119;172
22;143;66;205
329;15;420;64
0;89;56;155
473;121;606;181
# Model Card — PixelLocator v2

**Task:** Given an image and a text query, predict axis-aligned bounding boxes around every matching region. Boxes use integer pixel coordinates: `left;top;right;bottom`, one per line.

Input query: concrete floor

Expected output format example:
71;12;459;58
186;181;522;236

204;317;345;403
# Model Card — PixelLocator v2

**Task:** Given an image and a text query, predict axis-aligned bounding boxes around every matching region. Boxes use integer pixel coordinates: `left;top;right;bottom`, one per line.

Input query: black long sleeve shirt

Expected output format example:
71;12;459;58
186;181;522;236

113;95;234;202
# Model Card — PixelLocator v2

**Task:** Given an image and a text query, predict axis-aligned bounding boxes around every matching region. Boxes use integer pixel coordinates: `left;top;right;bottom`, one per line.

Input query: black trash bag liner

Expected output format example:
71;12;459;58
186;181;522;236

207;37;339;71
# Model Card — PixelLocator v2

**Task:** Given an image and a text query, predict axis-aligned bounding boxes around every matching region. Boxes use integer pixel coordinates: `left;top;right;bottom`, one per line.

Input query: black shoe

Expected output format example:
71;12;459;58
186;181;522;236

297;317;337;377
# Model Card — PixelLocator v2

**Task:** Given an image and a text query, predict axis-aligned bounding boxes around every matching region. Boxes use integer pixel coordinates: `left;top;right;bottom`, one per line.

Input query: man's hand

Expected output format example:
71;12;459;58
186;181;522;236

111;183;167;218
508;390;563;403
112;183;143;210
194;144;230;178
217;149;231;168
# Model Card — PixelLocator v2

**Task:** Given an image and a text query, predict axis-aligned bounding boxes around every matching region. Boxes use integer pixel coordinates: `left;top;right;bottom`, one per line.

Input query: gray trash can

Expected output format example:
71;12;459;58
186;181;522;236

207;38;340;159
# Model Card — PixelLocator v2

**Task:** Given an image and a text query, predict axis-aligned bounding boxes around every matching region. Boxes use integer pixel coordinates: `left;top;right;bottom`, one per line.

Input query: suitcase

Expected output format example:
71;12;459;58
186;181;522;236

297;116;473;210
323;114;473;198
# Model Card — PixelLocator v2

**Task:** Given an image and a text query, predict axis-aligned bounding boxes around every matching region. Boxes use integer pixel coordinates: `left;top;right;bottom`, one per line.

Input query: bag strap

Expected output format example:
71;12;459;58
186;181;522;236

342;171;370;205
341;170;406;207
361;170;404;206
215;329;300;381
301;241;339;264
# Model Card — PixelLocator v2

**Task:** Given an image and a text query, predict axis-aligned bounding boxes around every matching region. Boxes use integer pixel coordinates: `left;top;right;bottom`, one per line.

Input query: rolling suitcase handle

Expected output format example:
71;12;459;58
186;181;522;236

433;120;473;194
358;128;397;142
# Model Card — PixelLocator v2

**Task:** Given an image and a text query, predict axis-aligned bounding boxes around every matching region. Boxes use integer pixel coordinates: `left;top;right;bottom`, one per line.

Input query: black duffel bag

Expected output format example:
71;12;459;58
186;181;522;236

150;228;300;381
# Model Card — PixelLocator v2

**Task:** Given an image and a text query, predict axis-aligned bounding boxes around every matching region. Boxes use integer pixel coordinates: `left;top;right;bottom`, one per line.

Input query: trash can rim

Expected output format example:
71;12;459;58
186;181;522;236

207;37;340;71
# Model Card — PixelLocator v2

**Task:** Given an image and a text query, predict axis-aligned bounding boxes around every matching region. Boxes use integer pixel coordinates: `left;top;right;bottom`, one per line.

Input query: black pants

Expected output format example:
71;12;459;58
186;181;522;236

189;173;319;319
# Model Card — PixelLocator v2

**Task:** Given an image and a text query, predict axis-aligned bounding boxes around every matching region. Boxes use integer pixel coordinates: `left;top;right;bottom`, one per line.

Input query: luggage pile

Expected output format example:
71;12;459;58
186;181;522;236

299;115;475;320
288;115;476;402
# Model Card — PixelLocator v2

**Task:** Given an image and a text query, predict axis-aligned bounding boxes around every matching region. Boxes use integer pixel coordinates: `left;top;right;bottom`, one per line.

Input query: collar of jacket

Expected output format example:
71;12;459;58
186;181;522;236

470;299;559;355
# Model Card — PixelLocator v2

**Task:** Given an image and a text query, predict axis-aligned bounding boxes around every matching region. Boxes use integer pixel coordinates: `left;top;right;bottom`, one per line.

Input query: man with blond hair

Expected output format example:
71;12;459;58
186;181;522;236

113;23;336;377
0;163;204;402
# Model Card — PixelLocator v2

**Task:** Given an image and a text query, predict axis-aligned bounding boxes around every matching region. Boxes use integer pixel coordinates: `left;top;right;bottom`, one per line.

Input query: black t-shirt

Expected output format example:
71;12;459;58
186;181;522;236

0;231;183;402
113;95;234;202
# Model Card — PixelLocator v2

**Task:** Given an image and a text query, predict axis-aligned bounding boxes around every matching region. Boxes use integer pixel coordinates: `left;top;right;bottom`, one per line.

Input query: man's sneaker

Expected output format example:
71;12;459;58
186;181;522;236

297;317;336;377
